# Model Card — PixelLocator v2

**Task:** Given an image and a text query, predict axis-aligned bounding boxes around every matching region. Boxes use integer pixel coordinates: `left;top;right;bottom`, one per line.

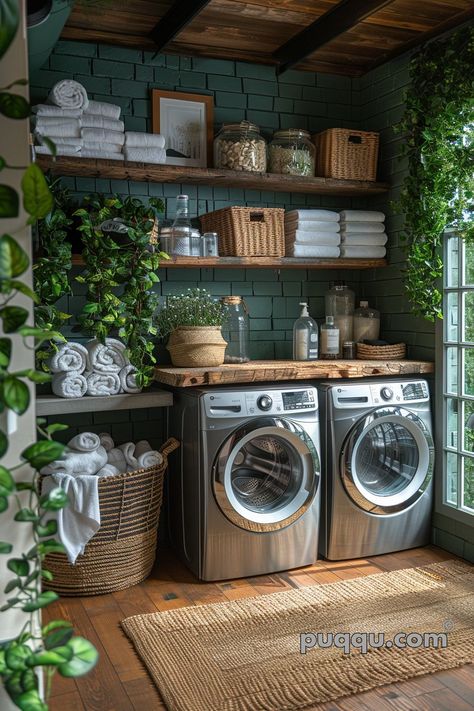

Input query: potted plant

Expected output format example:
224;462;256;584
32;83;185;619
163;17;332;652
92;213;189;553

156;288;228;367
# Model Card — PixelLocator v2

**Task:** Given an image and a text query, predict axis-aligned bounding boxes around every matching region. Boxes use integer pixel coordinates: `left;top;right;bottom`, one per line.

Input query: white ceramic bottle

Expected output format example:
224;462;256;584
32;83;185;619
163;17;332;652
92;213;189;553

293;302;318;361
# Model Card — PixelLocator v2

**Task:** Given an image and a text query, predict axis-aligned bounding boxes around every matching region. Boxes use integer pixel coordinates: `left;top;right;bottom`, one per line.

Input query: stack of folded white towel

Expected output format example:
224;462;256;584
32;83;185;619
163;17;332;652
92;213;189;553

80;99;125;161
50;338;142;398
339;210;387;258
123;131;166;164
40;432;163;563
285;209;341;258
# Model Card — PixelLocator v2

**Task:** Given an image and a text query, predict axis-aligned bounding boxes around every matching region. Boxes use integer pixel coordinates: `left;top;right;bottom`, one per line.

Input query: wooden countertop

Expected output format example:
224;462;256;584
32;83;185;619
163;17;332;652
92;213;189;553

154;359;434;388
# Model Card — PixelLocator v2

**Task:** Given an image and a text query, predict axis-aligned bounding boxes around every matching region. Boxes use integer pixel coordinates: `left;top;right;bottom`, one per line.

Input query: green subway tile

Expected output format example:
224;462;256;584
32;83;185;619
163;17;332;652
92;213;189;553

214;268;245;281
99;46;143;63
93;410;130;424
279;84;303;99
215;107;246;124
273;97;293;113
244;268;274;281
112;78;148;98
317;73;351;90
215;91;247;108
252;282;282;296
133;99;150;117
283;282;301;296
280;113;308;130
301;86;326;102
193;57;235;75
166;268;201;281
197;282;231;295
212;187;229;200
294;99;327;116
148;183;164;197
247;94;273;111
55;40;97;57
249;318;272;330
135;64;154;82
143;51;166;67
153;68;180;86
75;75;111;94
198;185;213;199
272;318;295;330
51;55;91;74
243;189;261;202
180;57;192;71
166;56;180;69
123;116;147;131
251;330;284;341
278;269;307;282
162;282;198;295
236;62;276;80
278;69;314;86
92;58;134;79
244;297;272;317
249;342;275;359
75;177;96;193
231;282;253;296
275;341;292;359
179;72;206;89
242;78;278;96
208;75;242;92
228;188;245;201
92;94;131;112
95;178;111;193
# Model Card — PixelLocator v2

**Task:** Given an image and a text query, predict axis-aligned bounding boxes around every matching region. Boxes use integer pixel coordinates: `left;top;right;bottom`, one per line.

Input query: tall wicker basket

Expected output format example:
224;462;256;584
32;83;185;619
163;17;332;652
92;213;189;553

200;206;285;256
42;438;179;596
313;128;379;181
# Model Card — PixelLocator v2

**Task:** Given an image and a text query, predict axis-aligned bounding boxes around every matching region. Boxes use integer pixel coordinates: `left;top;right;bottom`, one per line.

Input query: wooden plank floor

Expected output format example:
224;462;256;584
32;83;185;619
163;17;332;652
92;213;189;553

45;545;473;711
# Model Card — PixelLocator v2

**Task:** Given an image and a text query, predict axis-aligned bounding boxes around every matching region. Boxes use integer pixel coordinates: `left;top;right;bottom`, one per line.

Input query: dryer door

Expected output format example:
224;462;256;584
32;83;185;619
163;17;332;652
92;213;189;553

341;406;434;515
213;417;319;532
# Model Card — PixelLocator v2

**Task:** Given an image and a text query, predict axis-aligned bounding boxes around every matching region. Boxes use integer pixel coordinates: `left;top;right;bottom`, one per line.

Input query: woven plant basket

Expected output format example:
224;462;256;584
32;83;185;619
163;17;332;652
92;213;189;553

167;326;227;367
200;206;285;256
357;342;406;360
43;438;179;596
313;128;379;181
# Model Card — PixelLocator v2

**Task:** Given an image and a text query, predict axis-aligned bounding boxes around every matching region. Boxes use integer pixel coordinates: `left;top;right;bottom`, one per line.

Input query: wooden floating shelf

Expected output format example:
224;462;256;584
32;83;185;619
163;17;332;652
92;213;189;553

154;360;435;388
36;156;390;197
36;389;173;416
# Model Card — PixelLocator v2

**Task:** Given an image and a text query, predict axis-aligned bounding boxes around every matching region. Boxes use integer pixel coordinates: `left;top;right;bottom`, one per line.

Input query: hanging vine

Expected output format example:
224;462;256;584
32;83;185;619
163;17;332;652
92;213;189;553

398;25;474;320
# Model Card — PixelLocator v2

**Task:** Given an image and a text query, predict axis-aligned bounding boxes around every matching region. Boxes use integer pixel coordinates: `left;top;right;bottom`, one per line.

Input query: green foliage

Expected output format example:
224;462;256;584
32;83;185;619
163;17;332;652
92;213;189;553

0;92;30;120
0;184;19;217
0;0;19;60
398;26;474;320
156;287;227;339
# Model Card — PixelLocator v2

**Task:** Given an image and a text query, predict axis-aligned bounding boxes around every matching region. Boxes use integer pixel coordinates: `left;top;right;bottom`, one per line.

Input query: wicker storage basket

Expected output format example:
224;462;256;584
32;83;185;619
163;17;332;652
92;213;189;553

43;438;179;596
313;128;379;181
200;206;285;257
357;342;406;360
167;326;227;367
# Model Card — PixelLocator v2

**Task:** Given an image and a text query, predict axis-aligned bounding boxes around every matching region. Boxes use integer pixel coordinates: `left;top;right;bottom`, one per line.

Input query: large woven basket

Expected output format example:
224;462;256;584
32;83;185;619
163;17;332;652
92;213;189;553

357;342;406;360
167;326;227;367
43;438;179;596
313;128;379;181
200;206;285;256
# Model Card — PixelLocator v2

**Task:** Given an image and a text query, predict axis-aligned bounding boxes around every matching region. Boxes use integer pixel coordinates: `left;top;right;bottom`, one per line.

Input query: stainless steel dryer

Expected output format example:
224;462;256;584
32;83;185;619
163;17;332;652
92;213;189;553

167;384;321;580
318;379;434;560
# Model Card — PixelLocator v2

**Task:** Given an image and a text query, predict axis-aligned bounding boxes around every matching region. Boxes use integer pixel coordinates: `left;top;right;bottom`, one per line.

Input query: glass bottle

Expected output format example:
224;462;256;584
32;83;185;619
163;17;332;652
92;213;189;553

320;316;340;360
324;281;355;356
293;302;318;361
168;194;193;256
221;296;250;363
353;301;380;342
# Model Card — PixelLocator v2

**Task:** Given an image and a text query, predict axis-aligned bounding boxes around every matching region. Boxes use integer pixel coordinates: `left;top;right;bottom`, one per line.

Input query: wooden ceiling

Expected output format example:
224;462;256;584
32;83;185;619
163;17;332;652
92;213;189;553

63;0;474;76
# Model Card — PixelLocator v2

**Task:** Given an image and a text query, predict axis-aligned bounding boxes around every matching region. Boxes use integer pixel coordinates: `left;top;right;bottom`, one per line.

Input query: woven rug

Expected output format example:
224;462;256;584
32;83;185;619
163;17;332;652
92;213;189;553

122;560;474;711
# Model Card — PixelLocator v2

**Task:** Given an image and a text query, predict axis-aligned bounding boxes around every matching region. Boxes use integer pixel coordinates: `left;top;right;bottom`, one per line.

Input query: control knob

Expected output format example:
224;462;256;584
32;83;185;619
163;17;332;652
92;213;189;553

257;395;273;411
380;387;393;401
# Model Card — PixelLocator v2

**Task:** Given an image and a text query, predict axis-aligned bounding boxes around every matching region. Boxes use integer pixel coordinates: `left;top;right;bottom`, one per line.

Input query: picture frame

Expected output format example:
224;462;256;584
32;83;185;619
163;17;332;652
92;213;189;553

151;89;214;168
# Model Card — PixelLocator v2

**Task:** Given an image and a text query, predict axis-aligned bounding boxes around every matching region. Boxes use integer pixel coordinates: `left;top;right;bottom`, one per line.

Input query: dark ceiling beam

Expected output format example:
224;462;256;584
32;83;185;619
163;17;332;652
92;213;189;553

150;0;212;53
273;0;394;75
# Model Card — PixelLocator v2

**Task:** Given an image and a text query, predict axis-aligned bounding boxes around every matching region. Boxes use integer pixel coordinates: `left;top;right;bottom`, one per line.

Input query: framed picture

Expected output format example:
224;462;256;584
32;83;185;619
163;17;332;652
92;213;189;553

151;89;214;168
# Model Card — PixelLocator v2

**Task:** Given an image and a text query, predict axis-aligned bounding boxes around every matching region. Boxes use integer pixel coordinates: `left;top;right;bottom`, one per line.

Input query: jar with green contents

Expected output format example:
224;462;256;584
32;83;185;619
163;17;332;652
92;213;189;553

269;129;315;176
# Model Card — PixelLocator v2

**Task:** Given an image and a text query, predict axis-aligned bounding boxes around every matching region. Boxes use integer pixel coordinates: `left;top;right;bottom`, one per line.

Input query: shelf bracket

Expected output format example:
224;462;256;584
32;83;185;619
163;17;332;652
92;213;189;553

149;0;212;53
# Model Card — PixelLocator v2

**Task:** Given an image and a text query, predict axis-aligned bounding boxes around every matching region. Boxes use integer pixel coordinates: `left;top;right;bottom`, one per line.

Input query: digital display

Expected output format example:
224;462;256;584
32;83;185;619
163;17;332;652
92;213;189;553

282;390;314;410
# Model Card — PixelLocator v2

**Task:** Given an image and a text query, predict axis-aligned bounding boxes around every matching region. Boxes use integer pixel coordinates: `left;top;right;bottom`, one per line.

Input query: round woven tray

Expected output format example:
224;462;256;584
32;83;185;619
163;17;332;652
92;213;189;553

356;342;406;360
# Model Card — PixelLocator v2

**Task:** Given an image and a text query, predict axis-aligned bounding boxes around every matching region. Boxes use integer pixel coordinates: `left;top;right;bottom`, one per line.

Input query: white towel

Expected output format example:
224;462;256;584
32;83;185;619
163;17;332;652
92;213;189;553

41;473;99;564
284;220;340;233
86;100;121;120
86;338;127;374
118;442;138;470
340;221;385;233
49;342;89;374
52;372;87;398
41;446;107;477
86;371;121;396
124;132;166;149
34;120;81;138
288;244;340;258
339;210;385;222
68;432;100;453
285;209;340;222
340;233;388;246
37;136;83;147
96;464;120;477
48;80;89;111
80;150;124;161
340;245;387;258
285;232;341;246
124;148;166;164
81;115;124;132
119;365;142;394
34;145;82;156
32;104;83;118
135;441;163;469
99;433;114;452
82;141;123;154
107;447;127;472
81;127;125;145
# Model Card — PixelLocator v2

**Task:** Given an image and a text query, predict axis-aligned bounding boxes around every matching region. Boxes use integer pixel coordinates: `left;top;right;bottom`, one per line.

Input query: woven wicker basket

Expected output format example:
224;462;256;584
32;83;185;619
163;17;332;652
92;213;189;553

43;438;179;596
313;128;379;181
357;342;406;360
200;206;285;256
167;326;227;367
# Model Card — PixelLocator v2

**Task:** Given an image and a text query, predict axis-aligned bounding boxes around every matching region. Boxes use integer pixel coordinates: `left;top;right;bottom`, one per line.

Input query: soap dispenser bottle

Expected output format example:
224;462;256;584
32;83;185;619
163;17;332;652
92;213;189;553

293;302;318;361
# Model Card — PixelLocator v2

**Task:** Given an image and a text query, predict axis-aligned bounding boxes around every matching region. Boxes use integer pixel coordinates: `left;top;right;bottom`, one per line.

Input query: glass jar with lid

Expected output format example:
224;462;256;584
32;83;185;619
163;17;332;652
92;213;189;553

221;296;250;363
214;121;267;173
269;129;315;176
324;281;355;356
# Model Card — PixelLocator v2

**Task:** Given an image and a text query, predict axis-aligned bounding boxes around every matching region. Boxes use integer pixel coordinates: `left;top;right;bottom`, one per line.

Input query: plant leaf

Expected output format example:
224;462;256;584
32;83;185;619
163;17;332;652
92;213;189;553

27;645;72;666
0;465;14;495
0;540;12;553
0;495;8;512
40;487;69;511
0;337;11;367
0;305;28;333
5;643;30;671
7;558;29;576
0;233;29;278
22;590;58;612
44;627;74;650
0;184;19;217
2;376;30;415
21;440;65;469
42;620;73;636
21;163;53;222
35;519;57;537
0;91;30;119
14;508;38;523
0;0;19;60
58;637;99;678
13;690;47;711
0;428;7;456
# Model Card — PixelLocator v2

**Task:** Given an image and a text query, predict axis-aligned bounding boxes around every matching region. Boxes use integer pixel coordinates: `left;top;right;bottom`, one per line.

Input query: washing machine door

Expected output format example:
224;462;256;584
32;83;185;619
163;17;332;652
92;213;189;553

341;406;434;515
213;417;319;532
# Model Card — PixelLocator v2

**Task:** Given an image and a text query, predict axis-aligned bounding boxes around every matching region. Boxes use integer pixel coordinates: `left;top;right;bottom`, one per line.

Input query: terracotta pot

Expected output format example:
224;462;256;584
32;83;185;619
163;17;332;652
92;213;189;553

167;326;227;367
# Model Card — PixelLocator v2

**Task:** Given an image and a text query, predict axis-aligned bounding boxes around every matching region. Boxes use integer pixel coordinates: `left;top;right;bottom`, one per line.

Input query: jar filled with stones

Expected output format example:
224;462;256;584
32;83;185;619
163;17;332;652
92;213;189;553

269;128;315;176
214;121;267;173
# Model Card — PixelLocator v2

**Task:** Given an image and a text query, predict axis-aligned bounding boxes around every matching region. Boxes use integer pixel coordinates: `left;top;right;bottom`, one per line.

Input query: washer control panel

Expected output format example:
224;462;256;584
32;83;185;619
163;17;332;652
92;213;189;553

203;387;318;418
331;380;429;409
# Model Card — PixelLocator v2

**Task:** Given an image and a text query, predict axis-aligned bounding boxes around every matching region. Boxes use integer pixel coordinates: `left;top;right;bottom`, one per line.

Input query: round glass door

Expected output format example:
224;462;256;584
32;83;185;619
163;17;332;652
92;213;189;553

341;407;434;515
213;417;319;532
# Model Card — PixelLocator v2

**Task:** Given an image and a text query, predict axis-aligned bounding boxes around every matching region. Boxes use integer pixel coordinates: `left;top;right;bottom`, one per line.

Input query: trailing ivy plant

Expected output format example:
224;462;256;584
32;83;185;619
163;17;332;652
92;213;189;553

397;25;474;320
75;194;166;387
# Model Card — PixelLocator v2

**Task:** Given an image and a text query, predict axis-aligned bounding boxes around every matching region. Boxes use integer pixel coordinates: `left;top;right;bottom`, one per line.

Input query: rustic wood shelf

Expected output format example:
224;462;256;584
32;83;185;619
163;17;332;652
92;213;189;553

154;360;435;388
36;156;390;197
36;389;173;416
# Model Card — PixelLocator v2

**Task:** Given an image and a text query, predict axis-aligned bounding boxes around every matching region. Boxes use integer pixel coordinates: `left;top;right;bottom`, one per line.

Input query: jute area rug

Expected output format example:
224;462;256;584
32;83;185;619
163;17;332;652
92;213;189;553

122;560;474;711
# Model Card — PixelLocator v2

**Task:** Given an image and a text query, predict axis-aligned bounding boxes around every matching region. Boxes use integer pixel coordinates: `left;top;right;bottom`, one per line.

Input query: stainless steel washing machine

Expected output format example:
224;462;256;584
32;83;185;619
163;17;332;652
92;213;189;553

318;379;434;560
167;384;321;580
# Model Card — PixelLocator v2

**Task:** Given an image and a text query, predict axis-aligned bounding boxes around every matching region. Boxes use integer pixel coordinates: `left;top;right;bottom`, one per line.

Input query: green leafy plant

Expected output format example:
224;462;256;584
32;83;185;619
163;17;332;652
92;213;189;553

156;288;227;340
75;194;166;387
397;25;474;320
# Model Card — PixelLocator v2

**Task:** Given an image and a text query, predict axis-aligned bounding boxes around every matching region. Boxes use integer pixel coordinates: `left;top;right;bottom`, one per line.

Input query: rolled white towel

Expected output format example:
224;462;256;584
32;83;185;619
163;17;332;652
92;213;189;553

99;433;114;452
288;244;340;258
48;80;89;110
81;115;124;131
124;132;166;149
86;338;127;373
81;128;125;145
124;148;166;164
52;372;87;399
68;432;100;452
49;342;89;374
135;441;163;469
32;104;83;118
107;447;127;472
339;245;386;258
41;446;107;477
82;141;123;154
86;100;121;120
97;463;120;477
86;371;121;396
340;221;385;233
80;150;124;161
285;232;341;246
339;210;385;222
34;145;82;157
34;120;81;138
118;442;138;470
340;233;388;246
285;209;340;222
284;220;340;233
119;365;142;394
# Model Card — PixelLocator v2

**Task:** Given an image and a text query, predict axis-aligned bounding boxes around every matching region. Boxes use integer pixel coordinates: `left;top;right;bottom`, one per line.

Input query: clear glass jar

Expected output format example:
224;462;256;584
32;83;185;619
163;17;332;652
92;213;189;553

325;281;355;356
320;316;339;360
269;129;315;176
159;227;201;256
354;301;380;342
214;121;267;173
221;296;250;363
